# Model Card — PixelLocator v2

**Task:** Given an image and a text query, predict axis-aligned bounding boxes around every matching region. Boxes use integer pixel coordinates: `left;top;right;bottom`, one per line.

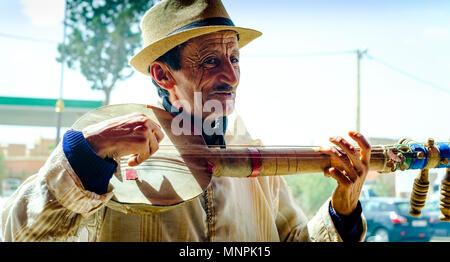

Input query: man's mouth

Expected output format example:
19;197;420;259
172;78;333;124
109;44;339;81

210;91;235;98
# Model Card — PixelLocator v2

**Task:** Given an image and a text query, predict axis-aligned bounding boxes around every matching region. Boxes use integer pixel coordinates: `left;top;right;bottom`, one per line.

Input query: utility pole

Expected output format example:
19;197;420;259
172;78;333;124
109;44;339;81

356;48;368;133
55;0;68;147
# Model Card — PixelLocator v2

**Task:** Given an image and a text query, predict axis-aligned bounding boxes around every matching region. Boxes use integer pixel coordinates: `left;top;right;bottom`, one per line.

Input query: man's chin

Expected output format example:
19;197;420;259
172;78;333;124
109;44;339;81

202;104;234;120
221;101;235;116
202;96;235;113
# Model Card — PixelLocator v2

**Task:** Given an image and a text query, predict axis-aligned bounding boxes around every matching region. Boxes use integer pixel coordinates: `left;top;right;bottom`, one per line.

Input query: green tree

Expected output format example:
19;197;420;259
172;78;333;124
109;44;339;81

0;153;5;178
57;0;155;105
285;174;337;219
0;153;5;195
367;173;394;197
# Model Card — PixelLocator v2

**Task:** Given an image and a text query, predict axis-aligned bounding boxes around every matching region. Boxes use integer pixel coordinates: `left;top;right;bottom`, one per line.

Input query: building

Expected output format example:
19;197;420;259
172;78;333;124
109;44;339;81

0;96;103;196
0;138;54;196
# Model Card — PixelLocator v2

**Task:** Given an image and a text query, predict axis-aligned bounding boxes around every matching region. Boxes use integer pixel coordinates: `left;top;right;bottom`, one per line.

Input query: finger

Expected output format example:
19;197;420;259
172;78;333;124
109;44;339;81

329;136;364;172
129;134;158;166
326;167;352;186
129;140;152;166
129;113;152;129
148;131;160;157
128;133;155;167
128;127;161;167
145;120;165;143
151;127;165;143
329;146;358;182
127;153;140;167
324;168;331;178
348;131;371;166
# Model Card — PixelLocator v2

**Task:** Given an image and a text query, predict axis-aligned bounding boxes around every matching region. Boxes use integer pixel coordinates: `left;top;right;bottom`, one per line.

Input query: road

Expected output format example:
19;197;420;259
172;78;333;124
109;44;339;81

430;236;450;242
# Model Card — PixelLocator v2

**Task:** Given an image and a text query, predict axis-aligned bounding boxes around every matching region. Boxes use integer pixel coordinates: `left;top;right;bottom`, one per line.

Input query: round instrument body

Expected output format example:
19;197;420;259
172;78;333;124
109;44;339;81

72;103;212;214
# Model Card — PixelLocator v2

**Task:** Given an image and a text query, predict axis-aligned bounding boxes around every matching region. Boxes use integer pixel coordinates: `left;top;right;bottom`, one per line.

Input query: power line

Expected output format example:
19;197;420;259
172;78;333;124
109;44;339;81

1;30;448;95
365;54;450;94
249;50;450;94
0;32;57;44
281;50;357;57
245;50;356;57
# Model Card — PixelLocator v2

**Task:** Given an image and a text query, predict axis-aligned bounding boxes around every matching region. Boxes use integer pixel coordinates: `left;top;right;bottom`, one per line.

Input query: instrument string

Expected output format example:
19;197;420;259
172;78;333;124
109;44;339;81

117;144;403;161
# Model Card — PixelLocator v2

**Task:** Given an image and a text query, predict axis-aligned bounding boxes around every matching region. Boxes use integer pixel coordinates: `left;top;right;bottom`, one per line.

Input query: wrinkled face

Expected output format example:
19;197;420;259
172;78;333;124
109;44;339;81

167;30;240;120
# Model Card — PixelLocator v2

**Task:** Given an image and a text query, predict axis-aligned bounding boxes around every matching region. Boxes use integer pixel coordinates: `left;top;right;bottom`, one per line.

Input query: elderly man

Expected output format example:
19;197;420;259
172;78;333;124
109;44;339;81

2;0;370;242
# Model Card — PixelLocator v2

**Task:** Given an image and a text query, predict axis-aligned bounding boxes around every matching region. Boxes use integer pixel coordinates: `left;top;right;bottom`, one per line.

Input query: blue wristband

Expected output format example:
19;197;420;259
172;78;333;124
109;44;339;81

62;130;117;195
329;201;363;242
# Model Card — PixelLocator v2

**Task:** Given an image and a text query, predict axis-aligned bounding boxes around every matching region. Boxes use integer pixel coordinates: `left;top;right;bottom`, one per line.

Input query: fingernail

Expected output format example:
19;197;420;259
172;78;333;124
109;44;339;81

349;131;360;136
331;147;342;157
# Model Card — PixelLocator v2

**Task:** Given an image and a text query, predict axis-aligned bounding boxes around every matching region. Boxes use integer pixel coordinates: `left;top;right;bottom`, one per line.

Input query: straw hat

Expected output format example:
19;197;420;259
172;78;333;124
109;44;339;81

129;0;262;75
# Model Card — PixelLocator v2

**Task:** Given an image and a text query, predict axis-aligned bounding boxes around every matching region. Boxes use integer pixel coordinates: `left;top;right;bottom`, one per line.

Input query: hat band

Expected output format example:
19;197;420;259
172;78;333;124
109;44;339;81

168;17;237;37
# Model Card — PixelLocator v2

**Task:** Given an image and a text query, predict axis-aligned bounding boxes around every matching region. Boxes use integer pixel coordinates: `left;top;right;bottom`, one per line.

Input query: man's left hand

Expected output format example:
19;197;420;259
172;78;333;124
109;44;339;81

321;131;371;216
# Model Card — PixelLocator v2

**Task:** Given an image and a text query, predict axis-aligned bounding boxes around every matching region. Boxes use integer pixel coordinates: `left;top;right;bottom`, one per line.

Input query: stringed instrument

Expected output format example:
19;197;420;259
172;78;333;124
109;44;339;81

72;103;450;220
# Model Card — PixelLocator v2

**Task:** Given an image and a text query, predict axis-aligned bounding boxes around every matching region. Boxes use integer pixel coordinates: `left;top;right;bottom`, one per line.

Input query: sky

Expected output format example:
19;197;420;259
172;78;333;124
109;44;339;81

0;0;449;151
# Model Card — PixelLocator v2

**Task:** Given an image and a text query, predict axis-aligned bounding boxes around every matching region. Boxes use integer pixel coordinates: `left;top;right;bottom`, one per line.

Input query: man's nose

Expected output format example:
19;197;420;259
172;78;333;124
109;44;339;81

218;60;239;87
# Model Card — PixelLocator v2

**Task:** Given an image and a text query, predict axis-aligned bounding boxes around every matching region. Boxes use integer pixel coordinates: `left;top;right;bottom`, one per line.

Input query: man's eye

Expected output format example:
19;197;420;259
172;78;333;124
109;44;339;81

231;57;239;63
203;57;220;67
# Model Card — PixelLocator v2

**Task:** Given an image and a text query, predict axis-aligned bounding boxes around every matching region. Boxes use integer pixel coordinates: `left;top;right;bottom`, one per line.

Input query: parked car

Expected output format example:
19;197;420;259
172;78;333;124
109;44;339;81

360;185;378;199
423;199;450;237
361;197;433;242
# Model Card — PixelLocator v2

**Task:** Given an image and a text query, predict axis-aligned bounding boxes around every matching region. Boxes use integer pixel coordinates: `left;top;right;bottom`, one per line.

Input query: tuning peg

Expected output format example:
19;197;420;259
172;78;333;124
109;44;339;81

409;169;429;217
440;168;450;221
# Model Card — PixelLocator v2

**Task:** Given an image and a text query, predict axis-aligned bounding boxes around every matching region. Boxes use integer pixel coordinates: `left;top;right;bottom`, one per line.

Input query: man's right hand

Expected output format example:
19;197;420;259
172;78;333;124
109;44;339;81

81;113;165;166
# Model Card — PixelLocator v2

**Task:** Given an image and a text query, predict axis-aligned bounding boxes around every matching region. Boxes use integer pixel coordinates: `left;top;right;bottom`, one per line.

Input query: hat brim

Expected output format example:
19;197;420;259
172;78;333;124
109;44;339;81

129;25;262;75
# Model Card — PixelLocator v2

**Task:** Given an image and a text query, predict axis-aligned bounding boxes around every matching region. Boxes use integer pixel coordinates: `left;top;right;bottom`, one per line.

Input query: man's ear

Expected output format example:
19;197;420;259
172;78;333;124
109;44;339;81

149;61;176;91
